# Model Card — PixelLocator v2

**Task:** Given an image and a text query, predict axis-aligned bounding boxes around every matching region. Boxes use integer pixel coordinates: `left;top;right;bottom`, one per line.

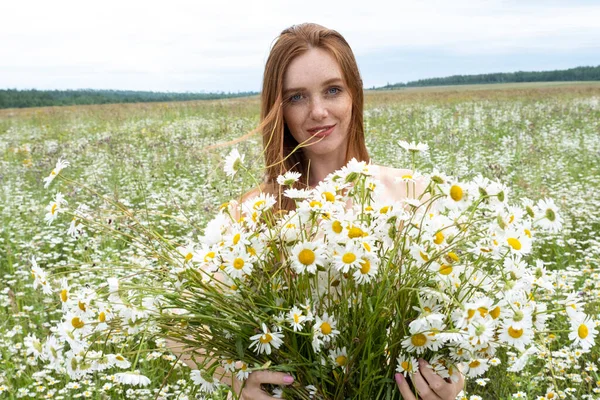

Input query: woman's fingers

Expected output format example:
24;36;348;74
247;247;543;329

247;370;295;386
395;373;416;400
239;371;295;400
411;369;443;400
417;359;451;399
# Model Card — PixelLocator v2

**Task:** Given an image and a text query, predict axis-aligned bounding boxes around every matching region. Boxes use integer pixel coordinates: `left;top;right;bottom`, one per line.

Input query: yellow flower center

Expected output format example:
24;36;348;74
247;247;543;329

51;203;58;215
321;322;332;335
478;307;488;317
253;200;265;209
60;289;68;303
98;312;106;323
233;233;241;245
419;251;429;261
310;200;322;208
78;301;86;312
293;313;300;323
490;306;501;319
233;258;245;270
259;333;272;344
379;206;389;214
336;355;348;366
411;333;427;347
204;251;215;262
298;249;315;265
447;252;459;262
439;264;453;275
363;242;371;252
323;192;335;202
71;317;85;329
342;253;356;264
450;185;463;201
467;309;476;319
508;326;523;338
348;226;366;238
360;259;371;274
247;247;256;256
401;361;412;371
578;324;589;339
185;252;193;262
469;360;481;368
507;238;522;250
524;229;531;238
434;232;444;245
402;174;413;180
332;221;343;234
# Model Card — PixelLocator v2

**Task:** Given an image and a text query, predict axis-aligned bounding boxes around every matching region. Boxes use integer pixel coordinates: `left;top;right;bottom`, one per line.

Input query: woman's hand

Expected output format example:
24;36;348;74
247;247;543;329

395;359;464;400
233;370;295;400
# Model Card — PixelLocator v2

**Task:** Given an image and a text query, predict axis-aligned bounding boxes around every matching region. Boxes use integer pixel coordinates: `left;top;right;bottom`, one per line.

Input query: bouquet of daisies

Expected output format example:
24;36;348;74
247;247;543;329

32;152;598;399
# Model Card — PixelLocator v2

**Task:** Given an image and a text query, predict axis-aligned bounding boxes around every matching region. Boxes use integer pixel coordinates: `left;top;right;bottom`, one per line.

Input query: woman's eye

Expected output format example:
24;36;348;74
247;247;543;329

327;87;340;95
290;93;303;102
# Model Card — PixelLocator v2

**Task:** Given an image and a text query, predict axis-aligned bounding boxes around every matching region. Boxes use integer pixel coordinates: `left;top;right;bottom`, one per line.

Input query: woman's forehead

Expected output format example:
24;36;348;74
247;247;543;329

283;48;344;91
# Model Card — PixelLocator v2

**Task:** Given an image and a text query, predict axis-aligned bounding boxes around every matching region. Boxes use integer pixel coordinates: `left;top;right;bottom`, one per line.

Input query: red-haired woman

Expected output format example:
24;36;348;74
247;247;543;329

239;23;465;400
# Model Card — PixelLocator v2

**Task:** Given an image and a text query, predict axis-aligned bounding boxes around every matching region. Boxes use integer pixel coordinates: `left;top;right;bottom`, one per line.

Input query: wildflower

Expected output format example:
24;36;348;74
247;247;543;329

352;255;379;284
314;313;340;343
333;242;363;273
223;250;254;279
109;354;131;369
396;353;418;376
290;241;326;275
249;323;284;355
535;198;563;233
31;257;52;295
190;370;220;393
464;358;489;378
398;140;429;153
44;192;68;225
43;158;69;188
287;306;308;331
114;371;151;387
568;314;597;350
276;171;301;186
224;148;245;177
235;362;250;381
329;347;348;368
499;321;534;351
284;187;312;200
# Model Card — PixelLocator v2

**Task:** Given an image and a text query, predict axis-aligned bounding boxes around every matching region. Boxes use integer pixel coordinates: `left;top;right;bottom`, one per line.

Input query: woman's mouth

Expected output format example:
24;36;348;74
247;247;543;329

308;124;336;138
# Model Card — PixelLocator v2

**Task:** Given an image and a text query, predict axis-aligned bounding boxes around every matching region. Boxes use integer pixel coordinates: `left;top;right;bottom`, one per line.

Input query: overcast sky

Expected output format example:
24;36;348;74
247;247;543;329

2;0;600;92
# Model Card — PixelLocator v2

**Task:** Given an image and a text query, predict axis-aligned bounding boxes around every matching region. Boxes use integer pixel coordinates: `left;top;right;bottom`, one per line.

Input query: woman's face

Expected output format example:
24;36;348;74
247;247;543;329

282;48;353;160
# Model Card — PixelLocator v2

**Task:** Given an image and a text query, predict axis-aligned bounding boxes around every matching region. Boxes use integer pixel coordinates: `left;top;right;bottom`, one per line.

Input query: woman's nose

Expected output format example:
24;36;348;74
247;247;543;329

309;97;328;120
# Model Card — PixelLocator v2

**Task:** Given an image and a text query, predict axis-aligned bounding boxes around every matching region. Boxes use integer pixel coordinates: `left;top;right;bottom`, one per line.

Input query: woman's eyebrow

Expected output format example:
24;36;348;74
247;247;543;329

283;78;344;96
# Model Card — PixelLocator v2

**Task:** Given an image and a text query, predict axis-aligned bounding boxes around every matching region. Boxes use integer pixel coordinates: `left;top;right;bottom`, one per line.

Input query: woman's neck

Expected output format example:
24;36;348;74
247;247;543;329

306;152;347;188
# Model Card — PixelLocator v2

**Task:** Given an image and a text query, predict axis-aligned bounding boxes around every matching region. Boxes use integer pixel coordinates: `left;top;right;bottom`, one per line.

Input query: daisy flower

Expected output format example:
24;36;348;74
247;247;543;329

464;358;489;378
223;251;254;279
498;321;534;351
398;140;429;153
114;371;151;387
44;192;68;225
329;347;348;368
314;313;340;343
290;241;326;275
501;228;532;256
235;362;250;381
332;242;363;273
352;255;379;284
287;306;308;331
223;148;245;177
396;353;418;376
535;198;563;233
43;158;70;188
442;181;469;211
276;171;302;186
249;323;284;355
283;188;312;200
190;370;220;393
568;314;597;351
108;354;131;369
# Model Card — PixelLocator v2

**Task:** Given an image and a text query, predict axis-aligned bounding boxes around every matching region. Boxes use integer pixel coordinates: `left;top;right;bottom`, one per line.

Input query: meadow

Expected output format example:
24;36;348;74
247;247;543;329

1;82;599;399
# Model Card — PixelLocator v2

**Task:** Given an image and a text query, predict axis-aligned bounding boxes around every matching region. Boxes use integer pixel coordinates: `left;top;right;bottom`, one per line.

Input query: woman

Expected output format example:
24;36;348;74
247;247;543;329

236;23;465;400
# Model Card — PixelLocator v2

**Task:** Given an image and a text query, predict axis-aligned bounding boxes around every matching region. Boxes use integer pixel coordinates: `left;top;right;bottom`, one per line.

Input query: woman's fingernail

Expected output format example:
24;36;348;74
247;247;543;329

283;375;294;384
395;373;404;384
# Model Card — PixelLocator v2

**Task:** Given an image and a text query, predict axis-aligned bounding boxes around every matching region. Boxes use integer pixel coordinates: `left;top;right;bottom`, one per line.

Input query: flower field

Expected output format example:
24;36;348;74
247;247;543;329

1;82;600;399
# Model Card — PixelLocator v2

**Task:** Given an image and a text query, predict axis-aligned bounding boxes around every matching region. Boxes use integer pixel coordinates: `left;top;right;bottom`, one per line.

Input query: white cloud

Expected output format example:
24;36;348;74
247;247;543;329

1;0;599;91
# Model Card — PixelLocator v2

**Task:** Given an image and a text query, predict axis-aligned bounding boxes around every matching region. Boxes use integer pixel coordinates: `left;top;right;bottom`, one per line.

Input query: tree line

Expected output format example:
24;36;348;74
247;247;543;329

378;65;600;90
0;89;258;109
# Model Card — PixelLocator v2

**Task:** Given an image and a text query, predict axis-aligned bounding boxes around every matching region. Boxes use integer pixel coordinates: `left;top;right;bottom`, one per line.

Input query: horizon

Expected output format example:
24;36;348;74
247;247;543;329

3;0;600;93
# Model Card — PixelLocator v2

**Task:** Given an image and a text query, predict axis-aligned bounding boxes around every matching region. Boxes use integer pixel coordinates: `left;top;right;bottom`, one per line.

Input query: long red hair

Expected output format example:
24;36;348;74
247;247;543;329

256;23;370;211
